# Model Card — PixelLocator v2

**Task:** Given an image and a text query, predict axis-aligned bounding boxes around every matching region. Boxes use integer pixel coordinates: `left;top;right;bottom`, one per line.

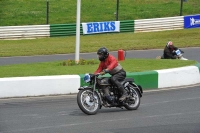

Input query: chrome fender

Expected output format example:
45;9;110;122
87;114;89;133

78;86;92;90
130;83;143;97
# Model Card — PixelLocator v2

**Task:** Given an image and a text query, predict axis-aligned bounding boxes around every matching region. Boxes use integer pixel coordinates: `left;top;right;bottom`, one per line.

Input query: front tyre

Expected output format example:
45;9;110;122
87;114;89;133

77;88;100;115
124;84;141;110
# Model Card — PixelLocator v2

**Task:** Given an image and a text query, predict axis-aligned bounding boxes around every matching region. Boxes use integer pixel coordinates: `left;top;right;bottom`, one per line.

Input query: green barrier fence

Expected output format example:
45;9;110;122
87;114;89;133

126;71;158;90
120;20;134;32
79;70;158;90
50;23;83;37
50;20;134;37
195;63;200;73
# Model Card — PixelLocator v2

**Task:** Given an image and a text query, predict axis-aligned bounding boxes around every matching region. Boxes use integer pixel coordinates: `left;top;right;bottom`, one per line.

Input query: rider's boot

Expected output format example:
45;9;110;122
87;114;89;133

119;87;128;101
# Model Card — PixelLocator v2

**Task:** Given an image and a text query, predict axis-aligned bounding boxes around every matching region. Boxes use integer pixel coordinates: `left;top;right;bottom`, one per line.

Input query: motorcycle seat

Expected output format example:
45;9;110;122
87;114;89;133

125;78;134;82
121;78;134;84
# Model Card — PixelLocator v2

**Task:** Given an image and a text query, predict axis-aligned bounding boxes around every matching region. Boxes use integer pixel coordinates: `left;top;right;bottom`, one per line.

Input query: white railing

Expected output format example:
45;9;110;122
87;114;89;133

0;25;50;39
134;16;184;33
0;16;185;39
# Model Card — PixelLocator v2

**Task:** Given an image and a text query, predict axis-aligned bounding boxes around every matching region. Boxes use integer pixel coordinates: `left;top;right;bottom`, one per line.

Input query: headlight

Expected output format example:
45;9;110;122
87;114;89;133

84;73;91;83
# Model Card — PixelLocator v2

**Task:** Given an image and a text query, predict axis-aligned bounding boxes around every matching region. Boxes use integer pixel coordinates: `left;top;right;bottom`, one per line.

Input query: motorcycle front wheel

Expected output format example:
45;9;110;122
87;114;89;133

77;88;100;115
124;84;141;110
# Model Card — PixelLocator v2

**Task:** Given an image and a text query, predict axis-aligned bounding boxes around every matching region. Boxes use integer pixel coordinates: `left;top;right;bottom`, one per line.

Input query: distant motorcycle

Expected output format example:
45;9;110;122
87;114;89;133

156;49;188;60
77;73;143;115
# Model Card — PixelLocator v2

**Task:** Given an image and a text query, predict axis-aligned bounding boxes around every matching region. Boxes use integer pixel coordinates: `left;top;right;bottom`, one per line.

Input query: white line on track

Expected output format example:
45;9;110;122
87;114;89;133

144;83;200;93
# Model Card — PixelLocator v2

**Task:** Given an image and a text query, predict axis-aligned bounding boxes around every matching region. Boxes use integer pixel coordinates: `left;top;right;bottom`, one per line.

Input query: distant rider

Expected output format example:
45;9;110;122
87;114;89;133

162;41;184;59
94;47;128;104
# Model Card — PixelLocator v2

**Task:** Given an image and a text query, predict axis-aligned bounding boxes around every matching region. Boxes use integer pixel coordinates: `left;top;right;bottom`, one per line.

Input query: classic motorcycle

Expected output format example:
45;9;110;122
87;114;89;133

77;73;143;115
156;49;188;60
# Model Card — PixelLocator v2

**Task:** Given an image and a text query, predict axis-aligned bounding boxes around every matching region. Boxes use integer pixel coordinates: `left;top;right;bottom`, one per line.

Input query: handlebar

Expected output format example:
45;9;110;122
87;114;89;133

89;73;104;79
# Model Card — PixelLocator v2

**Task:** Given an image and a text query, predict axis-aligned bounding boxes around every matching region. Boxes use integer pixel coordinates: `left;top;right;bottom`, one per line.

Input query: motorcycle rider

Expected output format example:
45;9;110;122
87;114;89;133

162;41;184;59
94;47;128;105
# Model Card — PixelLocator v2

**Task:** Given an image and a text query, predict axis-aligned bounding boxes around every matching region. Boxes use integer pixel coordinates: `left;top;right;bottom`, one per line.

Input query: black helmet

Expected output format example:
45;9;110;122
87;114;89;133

97;47;109;61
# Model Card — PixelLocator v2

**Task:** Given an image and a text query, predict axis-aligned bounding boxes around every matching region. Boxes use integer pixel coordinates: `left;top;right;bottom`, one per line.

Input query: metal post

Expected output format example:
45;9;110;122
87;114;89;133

46;0;49;24
116;0;119;21
180;0;183;16
75;0;81;64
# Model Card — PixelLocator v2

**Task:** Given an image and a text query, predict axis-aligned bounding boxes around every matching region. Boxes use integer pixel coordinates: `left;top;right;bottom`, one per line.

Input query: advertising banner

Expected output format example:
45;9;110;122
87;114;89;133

82;21;120;34
184;14;200;29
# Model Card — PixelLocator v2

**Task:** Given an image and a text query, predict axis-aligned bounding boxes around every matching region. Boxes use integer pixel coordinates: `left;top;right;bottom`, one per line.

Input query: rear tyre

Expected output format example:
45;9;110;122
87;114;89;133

124;84;141;110
77;89;100;115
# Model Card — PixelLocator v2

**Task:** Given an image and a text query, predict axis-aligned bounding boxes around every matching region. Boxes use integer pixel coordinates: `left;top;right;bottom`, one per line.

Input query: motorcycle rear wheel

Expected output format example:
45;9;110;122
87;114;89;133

77;88;100;115
124;84;141;110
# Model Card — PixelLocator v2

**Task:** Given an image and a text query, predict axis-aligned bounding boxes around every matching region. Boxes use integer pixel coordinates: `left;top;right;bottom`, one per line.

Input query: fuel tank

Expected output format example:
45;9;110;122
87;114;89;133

97;77;112;85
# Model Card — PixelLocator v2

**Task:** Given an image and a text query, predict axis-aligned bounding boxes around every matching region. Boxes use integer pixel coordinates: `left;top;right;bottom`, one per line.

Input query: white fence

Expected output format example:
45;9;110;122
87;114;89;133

0;16;185;39
0;25;50;39
135;16;184;33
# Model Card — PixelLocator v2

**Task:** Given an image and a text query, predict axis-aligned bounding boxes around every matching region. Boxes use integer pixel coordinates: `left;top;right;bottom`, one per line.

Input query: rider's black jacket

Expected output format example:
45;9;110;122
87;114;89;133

163;45;178;59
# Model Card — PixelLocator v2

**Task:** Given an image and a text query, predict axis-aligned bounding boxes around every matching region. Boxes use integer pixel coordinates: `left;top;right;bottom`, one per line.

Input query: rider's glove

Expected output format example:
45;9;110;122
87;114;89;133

100;71;105;75
100;69;109;75
103;69;109;73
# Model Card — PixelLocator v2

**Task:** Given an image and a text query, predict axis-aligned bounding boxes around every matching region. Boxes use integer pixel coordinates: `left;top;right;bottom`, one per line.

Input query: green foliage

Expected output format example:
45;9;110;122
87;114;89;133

62;59;98;66
0;0;200;26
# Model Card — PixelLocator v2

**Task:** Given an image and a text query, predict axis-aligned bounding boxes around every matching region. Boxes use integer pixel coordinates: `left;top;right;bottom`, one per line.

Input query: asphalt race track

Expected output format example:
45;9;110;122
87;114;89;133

0;47;200;65
0;47;200;133
0;85;200;133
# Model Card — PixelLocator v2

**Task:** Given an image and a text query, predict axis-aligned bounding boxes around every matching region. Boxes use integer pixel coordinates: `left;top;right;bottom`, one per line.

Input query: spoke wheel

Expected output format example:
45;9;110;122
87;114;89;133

77;89;100;115
124;84;141;110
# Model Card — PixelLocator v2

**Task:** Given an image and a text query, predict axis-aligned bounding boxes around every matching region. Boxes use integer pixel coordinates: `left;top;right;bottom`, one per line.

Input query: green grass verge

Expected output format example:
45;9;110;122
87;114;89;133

0;59;197;78
0;28;200;57
0;0;200;26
